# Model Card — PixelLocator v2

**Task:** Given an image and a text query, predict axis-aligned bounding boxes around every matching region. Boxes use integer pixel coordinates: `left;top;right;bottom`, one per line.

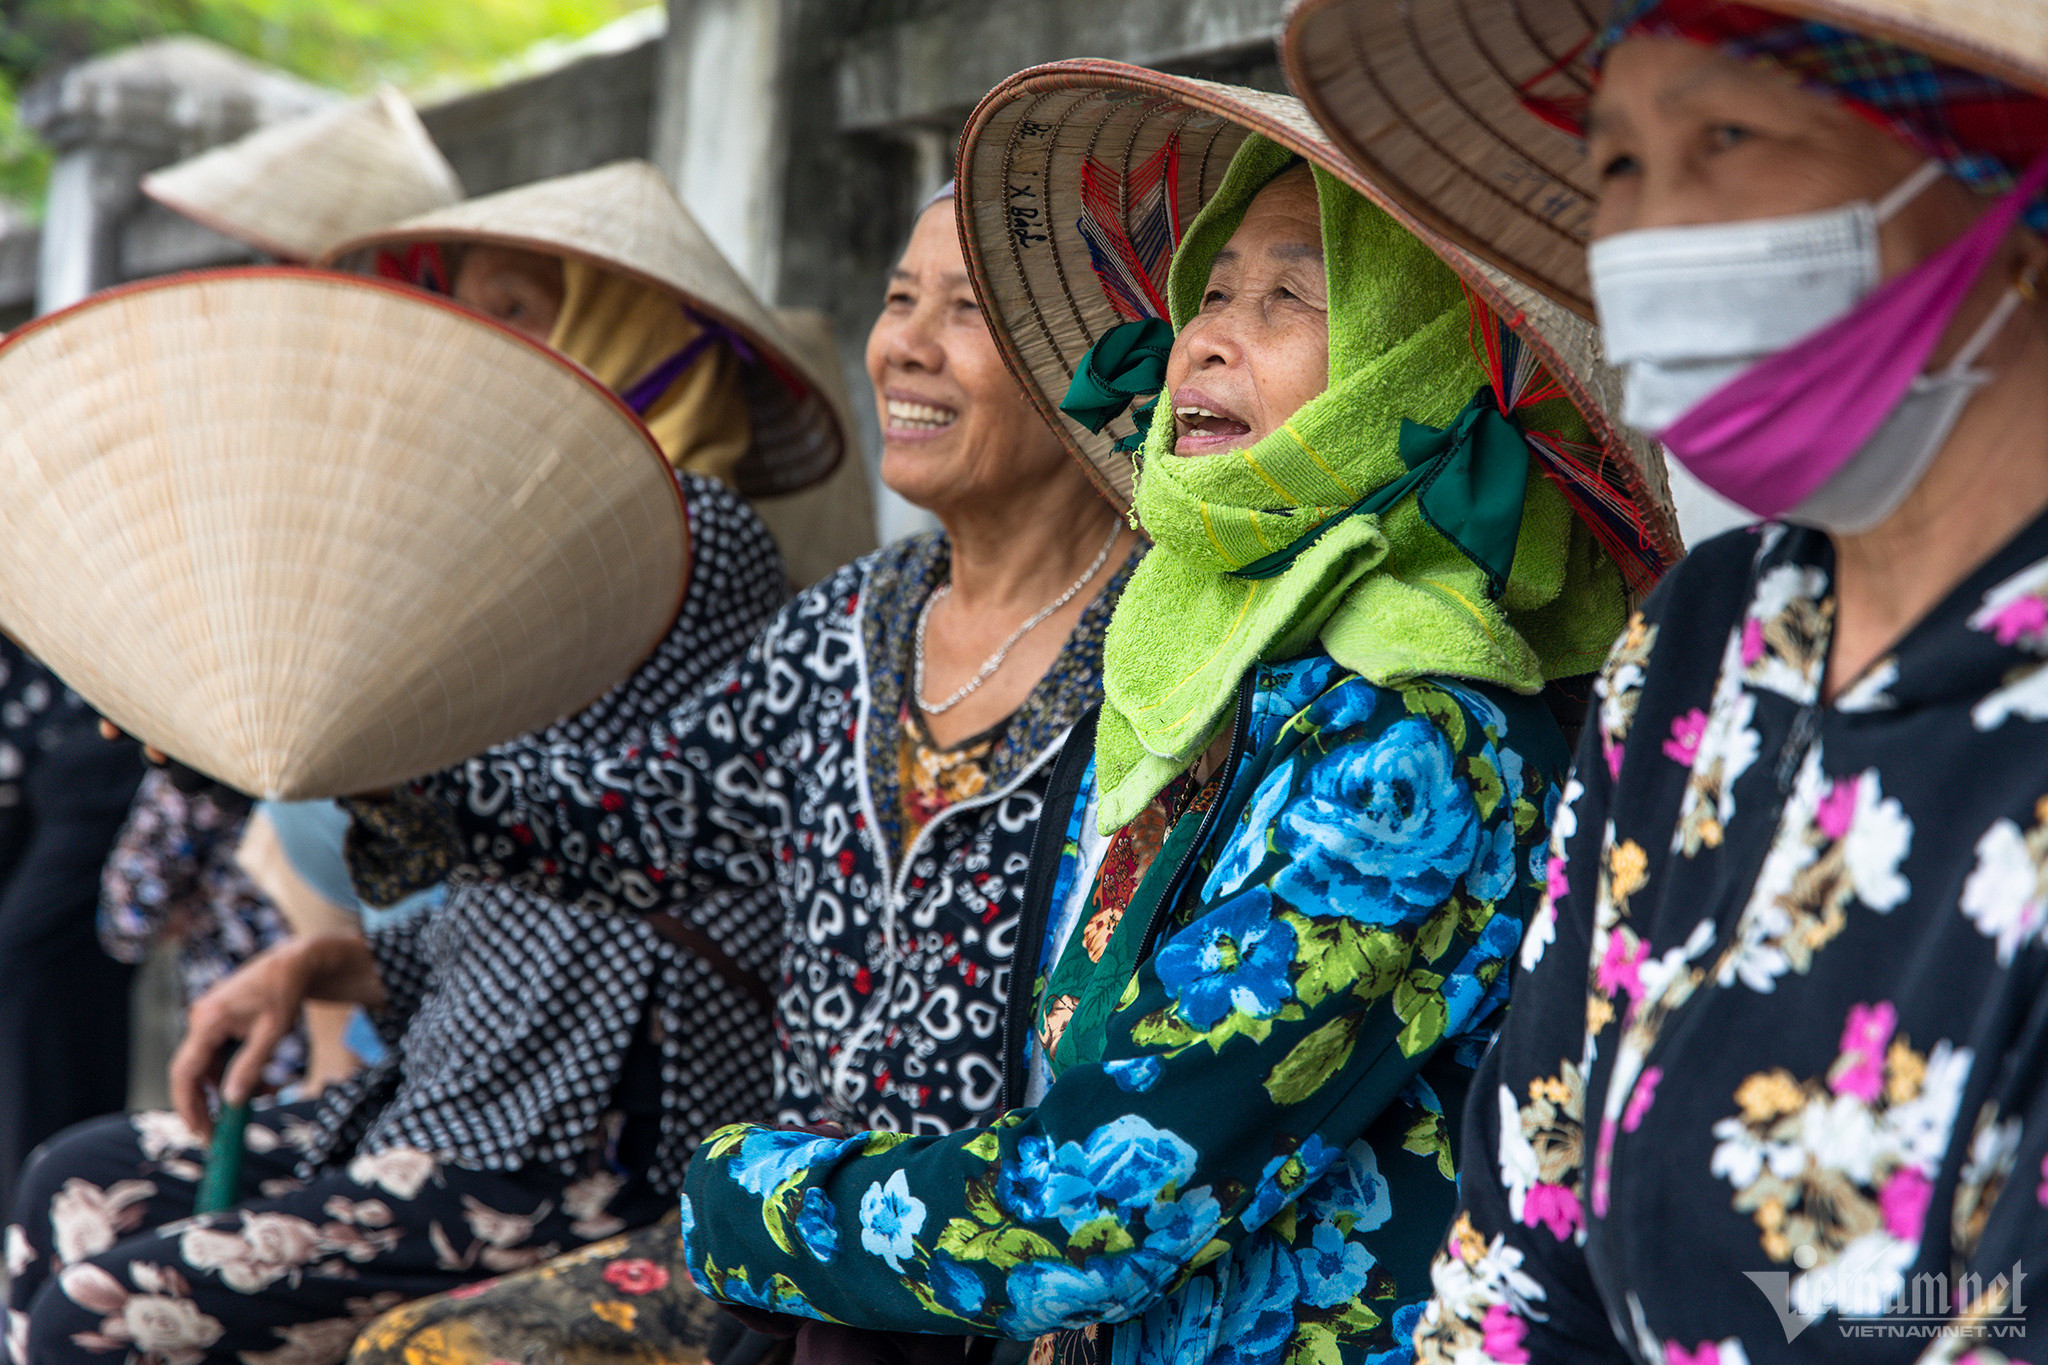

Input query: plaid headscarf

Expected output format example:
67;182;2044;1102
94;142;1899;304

1597;0;2048;226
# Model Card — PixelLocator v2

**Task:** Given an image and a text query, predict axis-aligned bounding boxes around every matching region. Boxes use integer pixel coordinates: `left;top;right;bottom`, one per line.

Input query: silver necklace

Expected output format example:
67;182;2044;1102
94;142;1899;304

915;521;1122;715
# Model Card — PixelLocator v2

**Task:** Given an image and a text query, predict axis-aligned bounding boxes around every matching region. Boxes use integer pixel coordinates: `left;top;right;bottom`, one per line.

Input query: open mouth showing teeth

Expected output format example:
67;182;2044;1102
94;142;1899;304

1175;405;1251;441
886;399;959;430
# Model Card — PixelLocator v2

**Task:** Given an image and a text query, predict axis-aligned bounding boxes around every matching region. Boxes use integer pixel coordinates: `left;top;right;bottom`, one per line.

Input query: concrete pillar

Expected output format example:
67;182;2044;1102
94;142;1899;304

654;0;931;544
20;37;330;313
653;0;788;298
655;0;951;544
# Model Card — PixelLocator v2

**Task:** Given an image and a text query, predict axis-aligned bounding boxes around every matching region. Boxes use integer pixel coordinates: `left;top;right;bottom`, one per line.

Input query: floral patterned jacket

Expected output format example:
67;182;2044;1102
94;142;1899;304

1415;519;2048;1365
678;654;1567;1365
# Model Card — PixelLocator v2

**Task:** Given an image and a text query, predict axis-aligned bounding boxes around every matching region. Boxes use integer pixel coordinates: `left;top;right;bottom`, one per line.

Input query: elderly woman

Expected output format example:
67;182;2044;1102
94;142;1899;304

659;64;1673;1365
371;234;749;485
338;179;1141;1135
283;179;1141;1365
331;160;876;589
1286;0;2048;1356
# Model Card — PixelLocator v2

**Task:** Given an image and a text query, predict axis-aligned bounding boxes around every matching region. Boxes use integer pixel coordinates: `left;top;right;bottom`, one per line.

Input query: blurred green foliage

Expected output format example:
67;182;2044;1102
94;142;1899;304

0;0;652;212
0;77;47;208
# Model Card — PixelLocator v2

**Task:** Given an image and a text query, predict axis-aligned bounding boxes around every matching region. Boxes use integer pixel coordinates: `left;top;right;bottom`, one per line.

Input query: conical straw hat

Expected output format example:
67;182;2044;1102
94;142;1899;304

957;59;1680;586
1281;0;2048;319
142;86;463;263
0;268;688;800
323;160;848;499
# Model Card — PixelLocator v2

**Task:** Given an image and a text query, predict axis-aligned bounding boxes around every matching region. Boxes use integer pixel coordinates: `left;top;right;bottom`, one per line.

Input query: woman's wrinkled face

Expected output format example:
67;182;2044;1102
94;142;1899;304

1163;165;1330;457
865;201;1071;511
1587;37;1982;277
451;244;566;341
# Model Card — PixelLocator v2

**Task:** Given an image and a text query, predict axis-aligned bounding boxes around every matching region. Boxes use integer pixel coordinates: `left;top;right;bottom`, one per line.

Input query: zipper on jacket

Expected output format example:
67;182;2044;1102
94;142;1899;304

887;730;1074;907
1000;708;1100;1113
1133;671;1258;963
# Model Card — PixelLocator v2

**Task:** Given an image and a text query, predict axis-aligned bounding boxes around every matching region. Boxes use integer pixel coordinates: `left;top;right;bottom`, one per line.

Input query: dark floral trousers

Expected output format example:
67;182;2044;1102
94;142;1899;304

5;1104;668;1365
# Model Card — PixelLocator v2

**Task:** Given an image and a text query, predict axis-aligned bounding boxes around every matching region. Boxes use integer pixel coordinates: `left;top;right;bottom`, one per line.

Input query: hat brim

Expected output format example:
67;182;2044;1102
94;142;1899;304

0;266;689;799
137;187;302;263
956;58;1679;574
1281;0;2048;319
139;86;464;265
323;162;848;499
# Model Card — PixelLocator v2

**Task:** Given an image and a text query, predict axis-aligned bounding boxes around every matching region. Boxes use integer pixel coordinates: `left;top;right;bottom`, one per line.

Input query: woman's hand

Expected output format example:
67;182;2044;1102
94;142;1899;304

168;933;387;1137
98;719;224;795
97;717;167;766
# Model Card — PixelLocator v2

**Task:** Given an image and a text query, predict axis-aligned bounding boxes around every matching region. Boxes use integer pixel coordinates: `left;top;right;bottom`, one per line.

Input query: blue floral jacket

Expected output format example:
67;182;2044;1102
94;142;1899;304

680;655;1569;1365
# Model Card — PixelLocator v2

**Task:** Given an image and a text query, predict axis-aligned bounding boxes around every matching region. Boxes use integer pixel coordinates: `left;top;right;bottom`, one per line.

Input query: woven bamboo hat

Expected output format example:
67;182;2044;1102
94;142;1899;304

1282;0;2048;318
323;160;847;499
0;268;687;799
957;59;1680;583
142;86;463;263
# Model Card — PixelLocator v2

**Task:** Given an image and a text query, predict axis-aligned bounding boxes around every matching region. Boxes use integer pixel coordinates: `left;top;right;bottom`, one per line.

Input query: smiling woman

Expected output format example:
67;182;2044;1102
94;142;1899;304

864;193;1142;746
266;169;1151;1365
334;173;1143;1169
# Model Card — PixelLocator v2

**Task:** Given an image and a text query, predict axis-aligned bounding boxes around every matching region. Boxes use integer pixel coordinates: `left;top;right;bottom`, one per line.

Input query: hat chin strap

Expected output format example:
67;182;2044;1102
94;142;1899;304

617;305;758;415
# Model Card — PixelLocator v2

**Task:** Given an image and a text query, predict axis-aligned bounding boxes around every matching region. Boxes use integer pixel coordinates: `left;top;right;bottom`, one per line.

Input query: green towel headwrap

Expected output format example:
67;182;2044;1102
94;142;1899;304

1091;135;1625;833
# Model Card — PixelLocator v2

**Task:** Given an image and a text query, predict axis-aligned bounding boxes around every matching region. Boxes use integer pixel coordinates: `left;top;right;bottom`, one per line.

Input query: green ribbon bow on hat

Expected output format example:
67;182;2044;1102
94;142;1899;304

1060;316;1173;455
1083;135;1626;834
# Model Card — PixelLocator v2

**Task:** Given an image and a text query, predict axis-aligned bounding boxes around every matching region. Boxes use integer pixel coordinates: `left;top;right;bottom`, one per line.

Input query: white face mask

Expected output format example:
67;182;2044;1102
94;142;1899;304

1589;160;1947;433
1589;159;2029;534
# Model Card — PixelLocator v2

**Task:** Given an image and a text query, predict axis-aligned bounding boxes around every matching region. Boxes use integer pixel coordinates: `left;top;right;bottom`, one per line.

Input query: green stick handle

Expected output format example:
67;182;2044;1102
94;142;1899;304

195;1101;250;1214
